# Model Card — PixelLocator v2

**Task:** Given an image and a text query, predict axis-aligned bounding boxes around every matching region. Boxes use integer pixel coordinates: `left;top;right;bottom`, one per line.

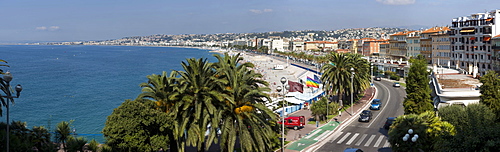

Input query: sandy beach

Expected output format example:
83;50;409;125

235;51;320;98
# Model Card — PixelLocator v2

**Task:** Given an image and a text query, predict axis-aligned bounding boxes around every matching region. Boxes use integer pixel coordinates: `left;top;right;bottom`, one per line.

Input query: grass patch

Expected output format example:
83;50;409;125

306;114;339;125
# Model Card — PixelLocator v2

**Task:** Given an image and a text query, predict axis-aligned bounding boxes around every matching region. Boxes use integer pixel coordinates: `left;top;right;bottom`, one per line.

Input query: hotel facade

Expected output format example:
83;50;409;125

450;10;500;77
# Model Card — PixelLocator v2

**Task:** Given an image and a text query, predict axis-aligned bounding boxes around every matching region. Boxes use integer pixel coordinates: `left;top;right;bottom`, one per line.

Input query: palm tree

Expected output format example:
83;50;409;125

175;58;222;152
31;126;54;151
1;59;10;116
55;121;72;152
213;53;277;152
321;53;354;107
347;53;370;97
137;71;181;151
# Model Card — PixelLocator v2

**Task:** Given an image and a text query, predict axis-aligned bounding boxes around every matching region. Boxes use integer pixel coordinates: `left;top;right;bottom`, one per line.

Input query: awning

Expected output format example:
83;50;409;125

460;29;475;33
486;18;493;21
484;37;491;41
284;97;305;104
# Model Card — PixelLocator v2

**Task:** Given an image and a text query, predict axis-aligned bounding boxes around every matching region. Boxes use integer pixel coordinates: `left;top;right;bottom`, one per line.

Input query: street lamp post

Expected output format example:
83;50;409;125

350;68;354;115
279;76;287;152
276;86;284;152
402;129;420;151
370;63;373;84
1;72;23;152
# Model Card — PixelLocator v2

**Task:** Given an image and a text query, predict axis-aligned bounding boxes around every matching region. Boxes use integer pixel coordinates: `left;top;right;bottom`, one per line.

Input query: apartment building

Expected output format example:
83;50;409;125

290;39;305;52
362;39;388;56
431;27;451;67
356;38;376;54
421;28;444;63
379;42;390;59
491;35;500;72
389;32;408;60
406;31;421;58
346;39;358;54
304;41;338;51
450;10;500;77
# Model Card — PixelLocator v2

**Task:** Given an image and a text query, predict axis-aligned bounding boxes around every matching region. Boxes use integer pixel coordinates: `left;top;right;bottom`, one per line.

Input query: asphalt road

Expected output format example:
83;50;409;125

315;79;406;152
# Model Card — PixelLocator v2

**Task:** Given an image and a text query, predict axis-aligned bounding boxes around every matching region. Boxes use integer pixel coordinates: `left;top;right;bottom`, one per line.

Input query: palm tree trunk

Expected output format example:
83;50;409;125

168;133;178;152
337;91;343;107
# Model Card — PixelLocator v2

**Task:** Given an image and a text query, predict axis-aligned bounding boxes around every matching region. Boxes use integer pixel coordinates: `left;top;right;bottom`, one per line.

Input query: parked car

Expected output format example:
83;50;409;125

278;116;306;130
384;117;397;129
358;110;372;122
370;99;382;110
374;76;381;81
393;82;401;87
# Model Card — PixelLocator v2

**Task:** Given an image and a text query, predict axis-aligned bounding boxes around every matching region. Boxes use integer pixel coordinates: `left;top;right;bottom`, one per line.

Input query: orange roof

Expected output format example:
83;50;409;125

390;32;407;36
422;27;450;34
494;34;500;38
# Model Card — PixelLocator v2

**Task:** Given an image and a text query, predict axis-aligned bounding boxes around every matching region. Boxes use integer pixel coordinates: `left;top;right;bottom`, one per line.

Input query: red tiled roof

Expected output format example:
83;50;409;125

422;27;449;34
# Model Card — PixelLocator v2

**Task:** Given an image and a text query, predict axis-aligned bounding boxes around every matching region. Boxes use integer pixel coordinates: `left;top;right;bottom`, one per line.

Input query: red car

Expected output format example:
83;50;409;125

278;116;306;130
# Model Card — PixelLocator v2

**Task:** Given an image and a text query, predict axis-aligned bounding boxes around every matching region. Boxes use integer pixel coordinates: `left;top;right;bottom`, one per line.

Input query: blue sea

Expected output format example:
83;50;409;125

0;45;217;143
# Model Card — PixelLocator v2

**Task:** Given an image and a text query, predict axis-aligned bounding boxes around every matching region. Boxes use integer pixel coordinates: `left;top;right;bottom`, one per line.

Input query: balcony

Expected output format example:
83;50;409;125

492;45;500;50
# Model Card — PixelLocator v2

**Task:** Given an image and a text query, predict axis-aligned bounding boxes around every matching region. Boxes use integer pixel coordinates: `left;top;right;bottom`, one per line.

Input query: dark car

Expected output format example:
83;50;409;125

374;76;381;81
370;99;382;110
384;117;397;129
358;110;372;122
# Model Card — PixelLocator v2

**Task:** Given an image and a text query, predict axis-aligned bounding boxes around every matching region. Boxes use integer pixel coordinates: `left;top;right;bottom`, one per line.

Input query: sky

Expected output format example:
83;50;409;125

1;0;499;43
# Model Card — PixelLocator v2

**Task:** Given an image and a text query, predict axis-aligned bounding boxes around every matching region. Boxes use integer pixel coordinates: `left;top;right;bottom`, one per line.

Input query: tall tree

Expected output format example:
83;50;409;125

103;99;170;152
175;58;221;152
213;53;278;152
137;71;181;151
437;104;500;151
0;59;10;116
479;70;500;121
321;53;354;107
404;55;433;114
348;53;370;96
388;111;455;152
321;53;370;109
55;121;72;152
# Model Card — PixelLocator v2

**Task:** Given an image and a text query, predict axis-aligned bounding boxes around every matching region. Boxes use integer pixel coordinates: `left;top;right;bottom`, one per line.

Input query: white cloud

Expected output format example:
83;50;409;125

49;26;60;31
263;9;273;13
36;26;47;30
376;0;416;5
249;9;273;14
35;26;60;31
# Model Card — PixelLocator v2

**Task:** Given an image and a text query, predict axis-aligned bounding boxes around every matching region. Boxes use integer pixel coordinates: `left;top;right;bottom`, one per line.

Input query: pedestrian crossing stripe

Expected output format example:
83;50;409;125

332;132;391;148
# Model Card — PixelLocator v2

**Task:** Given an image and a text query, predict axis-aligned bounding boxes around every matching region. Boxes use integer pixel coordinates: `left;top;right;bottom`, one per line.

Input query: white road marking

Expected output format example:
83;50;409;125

383;138;391;147
355;134;368;146
328;131;343;143
368;83;391;128
304;129;322;139
374;135;385;147
345;133;359;145
364;135;376;147
336;132;351;144
314;130;331;141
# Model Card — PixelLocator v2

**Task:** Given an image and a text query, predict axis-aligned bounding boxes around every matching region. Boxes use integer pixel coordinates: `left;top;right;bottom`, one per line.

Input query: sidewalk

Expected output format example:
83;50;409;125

283;86;377;152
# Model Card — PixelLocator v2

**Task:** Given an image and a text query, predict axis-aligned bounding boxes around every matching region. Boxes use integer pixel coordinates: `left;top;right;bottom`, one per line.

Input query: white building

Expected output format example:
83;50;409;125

450;9;500;77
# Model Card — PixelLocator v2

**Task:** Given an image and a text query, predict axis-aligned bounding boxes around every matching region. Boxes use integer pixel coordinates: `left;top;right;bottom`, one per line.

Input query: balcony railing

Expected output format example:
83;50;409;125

492;45;500;50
